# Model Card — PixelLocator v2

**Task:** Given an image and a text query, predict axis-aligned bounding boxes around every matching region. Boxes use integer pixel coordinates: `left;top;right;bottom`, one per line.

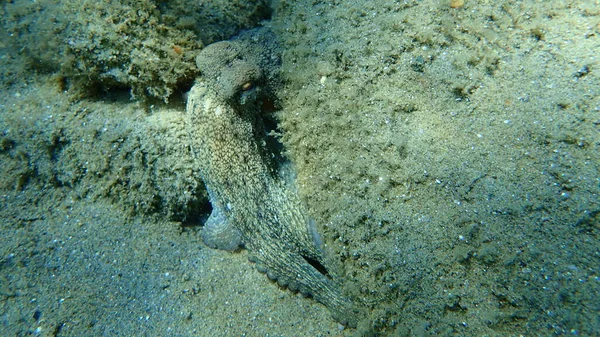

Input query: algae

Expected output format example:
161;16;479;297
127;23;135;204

1;0;271;101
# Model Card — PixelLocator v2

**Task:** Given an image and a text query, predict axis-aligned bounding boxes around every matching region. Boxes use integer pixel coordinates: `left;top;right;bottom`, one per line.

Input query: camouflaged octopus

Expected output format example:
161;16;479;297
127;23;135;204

185;28;358;326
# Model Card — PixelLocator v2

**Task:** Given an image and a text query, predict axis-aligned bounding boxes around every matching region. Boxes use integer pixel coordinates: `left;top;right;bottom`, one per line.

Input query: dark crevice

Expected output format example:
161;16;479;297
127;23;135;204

302;254;331;279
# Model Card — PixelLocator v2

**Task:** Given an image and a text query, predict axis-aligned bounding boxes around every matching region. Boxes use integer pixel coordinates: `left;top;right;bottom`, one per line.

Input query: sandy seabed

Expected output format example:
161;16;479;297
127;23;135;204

1;0;598;336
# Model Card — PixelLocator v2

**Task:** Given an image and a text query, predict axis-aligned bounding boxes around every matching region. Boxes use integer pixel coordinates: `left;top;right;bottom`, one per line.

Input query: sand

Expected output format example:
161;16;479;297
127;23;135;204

1;0;598;336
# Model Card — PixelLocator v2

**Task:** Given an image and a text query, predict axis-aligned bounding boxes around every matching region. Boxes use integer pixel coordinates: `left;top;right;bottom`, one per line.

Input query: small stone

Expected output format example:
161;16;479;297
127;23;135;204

450;0;465;8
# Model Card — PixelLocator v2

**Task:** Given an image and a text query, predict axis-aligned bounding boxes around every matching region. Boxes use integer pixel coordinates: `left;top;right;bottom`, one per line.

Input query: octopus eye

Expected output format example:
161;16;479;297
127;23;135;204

241;82;253;91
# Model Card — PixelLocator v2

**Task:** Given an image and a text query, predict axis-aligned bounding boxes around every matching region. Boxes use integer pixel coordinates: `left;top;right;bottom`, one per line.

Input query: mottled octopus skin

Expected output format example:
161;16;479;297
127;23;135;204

185;28;358;326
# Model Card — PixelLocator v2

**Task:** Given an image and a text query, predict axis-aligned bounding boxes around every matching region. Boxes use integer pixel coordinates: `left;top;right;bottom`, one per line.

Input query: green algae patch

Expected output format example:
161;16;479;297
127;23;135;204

1;0;271;102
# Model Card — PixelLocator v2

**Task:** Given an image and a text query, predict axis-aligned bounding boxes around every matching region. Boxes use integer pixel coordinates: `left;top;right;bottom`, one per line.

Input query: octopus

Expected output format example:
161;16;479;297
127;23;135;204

185;28;359;326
